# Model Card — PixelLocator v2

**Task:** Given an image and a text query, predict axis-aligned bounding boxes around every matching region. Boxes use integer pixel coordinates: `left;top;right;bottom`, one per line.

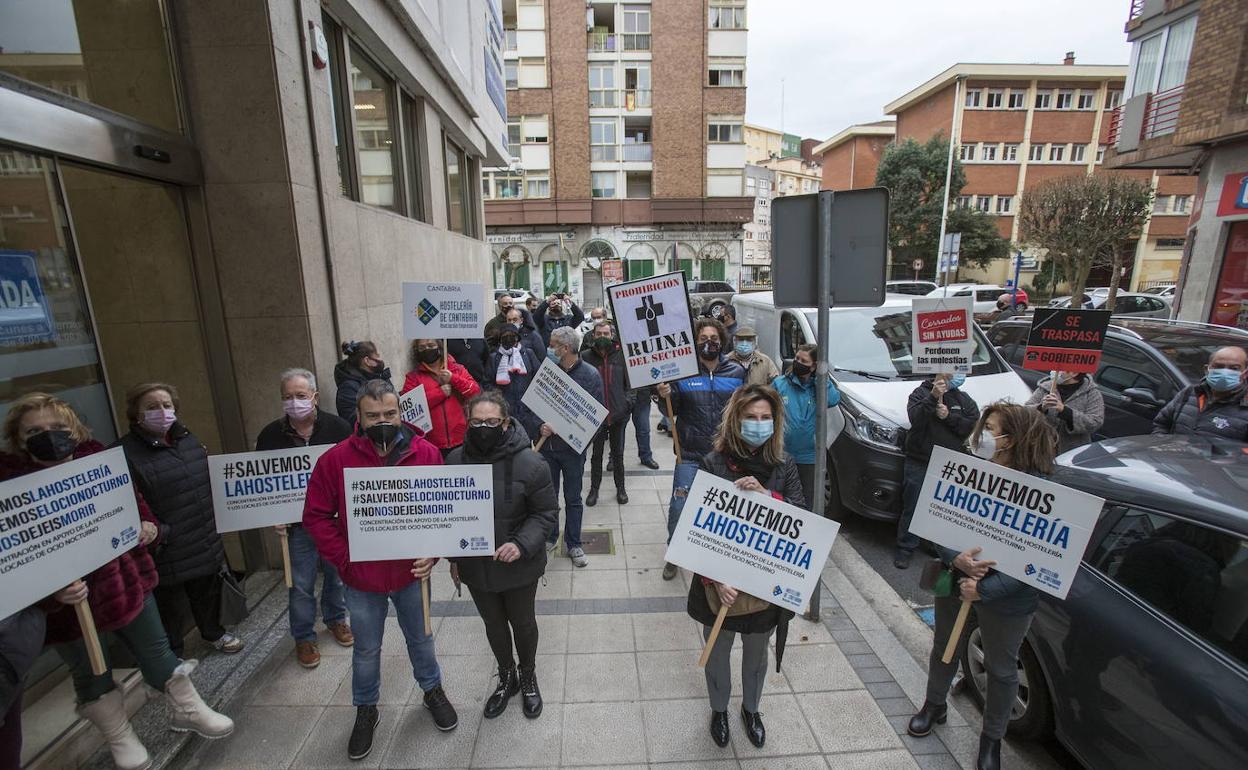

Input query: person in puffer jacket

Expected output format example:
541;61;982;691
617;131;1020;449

302;379;458;760
403;340;481;456
334;340;392;424
486;323;543;425
581;319;635;507
655;318;746;581
1152;346;1248;441
1025;371;1105;454
3;393;232;770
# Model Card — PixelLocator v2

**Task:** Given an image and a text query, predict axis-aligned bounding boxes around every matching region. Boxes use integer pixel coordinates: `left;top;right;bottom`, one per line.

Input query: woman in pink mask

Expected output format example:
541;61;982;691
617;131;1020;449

117;382;245;658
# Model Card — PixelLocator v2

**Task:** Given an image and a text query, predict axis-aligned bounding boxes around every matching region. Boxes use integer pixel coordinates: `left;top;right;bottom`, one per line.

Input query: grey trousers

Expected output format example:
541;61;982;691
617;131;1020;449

925;595;1034;740
702;624;771;713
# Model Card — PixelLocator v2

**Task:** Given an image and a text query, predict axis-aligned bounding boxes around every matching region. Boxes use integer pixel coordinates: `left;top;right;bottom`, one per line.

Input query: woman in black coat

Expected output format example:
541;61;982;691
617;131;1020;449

689;384;805;751
333;340;392;424
117;382;244;657
446;392;558;720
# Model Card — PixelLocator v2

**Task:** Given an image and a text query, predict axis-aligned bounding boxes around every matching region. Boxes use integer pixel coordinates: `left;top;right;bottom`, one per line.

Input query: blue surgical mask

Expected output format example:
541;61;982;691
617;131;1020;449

740;419;775;447
547;346;561;364
947;374;966;390
1207;368;1243;392
734;341;755;357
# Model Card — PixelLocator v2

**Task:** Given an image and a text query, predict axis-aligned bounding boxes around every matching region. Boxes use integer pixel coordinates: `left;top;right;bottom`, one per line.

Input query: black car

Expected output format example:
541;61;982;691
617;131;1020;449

962;435;1248;769
987;318;1248;437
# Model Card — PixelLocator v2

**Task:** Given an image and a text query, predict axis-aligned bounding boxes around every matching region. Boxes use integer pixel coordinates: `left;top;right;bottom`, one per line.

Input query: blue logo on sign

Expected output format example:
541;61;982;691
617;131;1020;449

650;367;662;379
1024;563;1036;576
111;536;120;549
417;298;440;325
772;585;783;597
459;538;469;550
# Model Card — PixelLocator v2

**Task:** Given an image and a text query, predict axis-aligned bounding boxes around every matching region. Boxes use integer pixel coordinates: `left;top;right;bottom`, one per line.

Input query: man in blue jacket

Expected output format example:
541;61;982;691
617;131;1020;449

656;318;746;580
772;344;841;514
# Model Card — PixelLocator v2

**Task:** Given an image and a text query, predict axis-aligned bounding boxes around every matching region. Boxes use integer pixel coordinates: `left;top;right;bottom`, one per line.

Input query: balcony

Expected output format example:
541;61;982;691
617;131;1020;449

1128;0;1146;21
1142;84;1183;139
588;32;616;52
622;142;652;162
1106;105;1125;146
623;89;651;109
621;33;651;51
588;89;652;110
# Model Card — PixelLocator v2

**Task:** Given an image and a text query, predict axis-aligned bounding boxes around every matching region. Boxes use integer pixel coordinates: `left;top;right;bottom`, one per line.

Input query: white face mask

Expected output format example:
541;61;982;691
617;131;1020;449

972;431;1007;460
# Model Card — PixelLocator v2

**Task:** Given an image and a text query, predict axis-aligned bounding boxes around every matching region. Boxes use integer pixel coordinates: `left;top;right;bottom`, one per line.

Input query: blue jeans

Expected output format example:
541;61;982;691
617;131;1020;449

666;461;701;543
288;524;347;642
344;581;442;706
630;398;654;463
897;457;926;553
544;448;586;548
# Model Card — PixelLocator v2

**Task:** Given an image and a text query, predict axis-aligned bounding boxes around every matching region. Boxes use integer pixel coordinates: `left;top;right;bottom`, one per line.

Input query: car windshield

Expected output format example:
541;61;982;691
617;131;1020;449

1117;322;1248;382
804;308;1007;380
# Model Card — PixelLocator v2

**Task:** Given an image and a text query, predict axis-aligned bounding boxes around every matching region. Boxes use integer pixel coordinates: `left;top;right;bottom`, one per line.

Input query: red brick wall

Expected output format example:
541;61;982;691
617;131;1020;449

549;0;589;199
964;165;1022;195
819;142;853;190
895;84;955;142
961;110;1028;142
653;0;710;198
1029;111;1099;144
1175;0;1248;146
852;136;890;187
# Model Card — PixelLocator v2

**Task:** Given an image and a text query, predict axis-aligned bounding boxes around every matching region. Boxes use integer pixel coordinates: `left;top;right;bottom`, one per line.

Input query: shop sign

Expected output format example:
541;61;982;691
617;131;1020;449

1216;171;1248;217
0;250;55;345
487;231;575;245
622;230;744;242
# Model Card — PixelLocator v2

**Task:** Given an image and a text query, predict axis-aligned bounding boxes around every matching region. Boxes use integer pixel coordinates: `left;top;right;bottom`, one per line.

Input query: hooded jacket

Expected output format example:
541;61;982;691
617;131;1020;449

402;353;482;449
117;423;225;585
772;371;842;465
1152;379;1248;441
1025;374;1105;454
582;342;635;424
0;441;161;643
904;380;980;462
665;356;747;464
334;360;393;424
446;423;557;592
302;425;444;593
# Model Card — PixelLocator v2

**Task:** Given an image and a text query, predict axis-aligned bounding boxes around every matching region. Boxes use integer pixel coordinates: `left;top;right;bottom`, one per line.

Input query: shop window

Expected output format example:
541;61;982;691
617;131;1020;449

350;46;399;211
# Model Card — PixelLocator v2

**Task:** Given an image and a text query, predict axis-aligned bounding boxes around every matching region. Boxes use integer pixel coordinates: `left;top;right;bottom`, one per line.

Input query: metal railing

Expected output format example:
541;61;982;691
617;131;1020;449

1106;105;1124;146
589;89;652;109
622;142;652;161
1142;84;1183;139
623;89;651;109
1128;0;1146;21
590;145;618;161
589;89;618;108
621;33;651;51
588;32;616;52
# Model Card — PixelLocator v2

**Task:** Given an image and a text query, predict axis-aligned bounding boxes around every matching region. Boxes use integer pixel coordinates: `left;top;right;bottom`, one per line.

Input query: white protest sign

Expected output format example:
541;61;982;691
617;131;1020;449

399;385;434;433
664;470;840;614
343;465;495;561
911;296;975;374
607;271;698;387
520;358;608;454
0;447;143;619
908;446;1103;599
209;445;333;532
402;282;486;339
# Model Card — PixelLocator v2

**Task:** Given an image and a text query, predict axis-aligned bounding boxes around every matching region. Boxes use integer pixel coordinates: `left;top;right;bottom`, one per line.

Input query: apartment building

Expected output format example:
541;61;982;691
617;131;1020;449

884;56;1196;289
483;0;752;307
741;163;774;288
813;120;896;191
1106;0;1247;330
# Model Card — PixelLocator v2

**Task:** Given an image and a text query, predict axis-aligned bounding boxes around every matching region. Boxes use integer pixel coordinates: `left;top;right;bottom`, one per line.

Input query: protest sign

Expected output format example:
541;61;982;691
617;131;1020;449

520;358;608;454
343;465;495;561
664;470;840;615
402;282;486;339
908;446;1104;600
400;385;434;433
601;259;625;286
209;445;333;532
1022;308;1112;374
606;271;698;388
911;296;974;374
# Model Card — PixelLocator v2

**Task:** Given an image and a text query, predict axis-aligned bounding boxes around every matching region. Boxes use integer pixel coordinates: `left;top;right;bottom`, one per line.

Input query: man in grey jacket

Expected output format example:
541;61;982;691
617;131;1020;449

1152;346;1248;441
1025;371;1105;454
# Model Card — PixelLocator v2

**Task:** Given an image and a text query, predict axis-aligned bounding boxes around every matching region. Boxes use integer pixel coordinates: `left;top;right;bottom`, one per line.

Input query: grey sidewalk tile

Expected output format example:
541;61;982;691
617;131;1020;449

729;645;790;693
537;614;570;655
835;641;874;656
313;626;356;656
437;616;491;656
865;681;908;700
562;701;648;765
781;644;862;693
844;654;883;669
628;566;690;598
887;714;911;734
571;569;632;599
830;627;866;644
422;654;499;709
739;756;828;769
797;691;902;754
642;698;736;763
784;618;835;646
567;613;636;654
382;701;482;769
637;649;709;699
621;522;672;545
248;654;351;706
188;704;321;769
821;748;920;769
649;762;739;770
727;693;820;757
620;504;666;525
875;696;920;717
535;571;573;600
624;541;669;568
330;654;415;705
819;568;886;632
384;615;440;652
564;651;639;702
912;754;964;770
901;734;954;756
469;702;564;768
634;612;705;651
855;667;897;684
859;629;963;726
292;705;401;768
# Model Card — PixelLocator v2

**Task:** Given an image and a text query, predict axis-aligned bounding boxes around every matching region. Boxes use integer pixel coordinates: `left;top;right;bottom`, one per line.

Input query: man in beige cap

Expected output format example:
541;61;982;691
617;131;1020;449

728;326;780;386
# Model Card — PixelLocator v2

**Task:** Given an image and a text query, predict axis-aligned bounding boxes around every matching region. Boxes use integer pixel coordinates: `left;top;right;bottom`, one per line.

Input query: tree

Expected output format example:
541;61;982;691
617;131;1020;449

1018;174;1153;309
874;134;1010;280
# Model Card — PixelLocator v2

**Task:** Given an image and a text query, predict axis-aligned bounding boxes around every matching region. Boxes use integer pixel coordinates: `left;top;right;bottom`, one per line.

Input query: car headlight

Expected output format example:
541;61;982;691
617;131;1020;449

840;396;904;452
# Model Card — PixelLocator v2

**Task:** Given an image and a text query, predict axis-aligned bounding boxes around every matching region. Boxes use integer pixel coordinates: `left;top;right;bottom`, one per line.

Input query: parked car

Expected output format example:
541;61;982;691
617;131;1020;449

928;284;1029;318
885;280;939;296
688;280;736;318
963;434;1248;770
1142;284;1177;298
1047;292;1172;319
1049;287;1111;307
494;288;535;303
733;292;1031;521
987;317;1248;437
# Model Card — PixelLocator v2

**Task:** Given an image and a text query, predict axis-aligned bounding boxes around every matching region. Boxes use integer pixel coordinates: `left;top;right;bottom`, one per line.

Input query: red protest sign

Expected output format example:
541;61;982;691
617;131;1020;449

1023;308;1112;373
916;307;971;344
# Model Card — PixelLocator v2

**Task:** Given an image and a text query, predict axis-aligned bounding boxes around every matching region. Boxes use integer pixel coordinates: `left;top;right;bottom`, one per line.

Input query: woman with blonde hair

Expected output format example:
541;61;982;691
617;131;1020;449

686;384;806;750
1;393;233;770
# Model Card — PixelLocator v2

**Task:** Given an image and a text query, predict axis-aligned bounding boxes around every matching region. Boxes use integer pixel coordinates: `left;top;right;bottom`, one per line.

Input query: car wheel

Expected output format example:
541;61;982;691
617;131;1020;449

959;612;1054;741
822;454;848;521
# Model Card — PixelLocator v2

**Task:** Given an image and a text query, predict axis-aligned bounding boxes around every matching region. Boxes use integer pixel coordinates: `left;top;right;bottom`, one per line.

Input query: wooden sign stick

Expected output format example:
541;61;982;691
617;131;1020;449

942;600;972;664
697;604;730;668
533;435;548;452
75;601;107;676
664;393;681;463
278;527;293;588
422;577;433;637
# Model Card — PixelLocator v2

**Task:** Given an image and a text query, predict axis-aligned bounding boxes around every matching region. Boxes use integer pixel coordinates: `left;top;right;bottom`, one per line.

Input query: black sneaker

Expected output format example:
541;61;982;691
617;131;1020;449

423;685;459;731
347;705;379;761
640;458;660;470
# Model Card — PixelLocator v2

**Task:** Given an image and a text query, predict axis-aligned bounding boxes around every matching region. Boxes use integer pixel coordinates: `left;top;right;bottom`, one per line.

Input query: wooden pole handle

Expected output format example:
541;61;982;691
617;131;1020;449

533;435;548;452
664;393;681;464
942;600;972;664
279;528;293;589
422;578;432;637
75;602;107;676
698;603;730;668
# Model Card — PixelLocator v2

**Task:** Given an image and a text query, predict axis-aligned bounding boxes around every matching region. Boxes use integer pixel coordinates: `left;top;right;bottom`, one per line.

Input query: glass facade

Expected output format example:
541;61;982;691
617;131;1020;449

1210;221;1248;330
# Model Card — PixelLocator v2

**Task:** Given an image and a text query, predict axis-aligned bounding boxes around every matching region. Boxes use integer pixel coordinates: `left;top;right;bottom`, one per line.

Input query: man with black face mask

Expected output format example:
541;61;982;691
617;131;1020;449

533;293;585;346
302;379;459;760
582;320;635;506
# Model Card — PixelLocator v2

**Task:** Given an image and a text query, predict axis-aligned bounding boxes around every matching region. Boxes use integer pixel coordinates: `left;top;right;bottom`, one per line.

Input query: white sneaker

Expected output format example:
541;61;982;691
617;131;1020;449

568;547;588;568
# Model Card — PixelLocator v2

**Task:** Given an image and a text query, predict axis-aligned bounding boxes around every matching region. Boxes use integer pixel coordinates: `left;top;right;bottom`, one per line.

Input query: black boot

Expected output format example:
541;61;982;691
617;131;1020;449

906;701;947;737
347;705;380;760
976;734;1001;770
518;666;542;719
740;707;765;747
483;666;519;719
616;489;629;504
709;710;730;747
585;487;599;507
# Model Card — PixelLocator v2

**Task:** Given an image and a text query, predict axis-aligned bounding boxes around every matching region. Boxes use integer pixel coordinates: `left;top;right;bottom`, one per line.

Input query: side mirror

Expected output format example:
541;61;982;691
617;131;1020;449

1122;387;1163;407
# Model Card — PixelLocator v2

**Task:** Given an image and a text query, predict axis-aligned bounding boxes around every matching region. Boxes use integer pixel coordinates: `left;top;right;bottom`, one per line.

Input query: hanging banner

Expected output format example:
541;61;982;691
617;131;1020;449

911;296;975;374
520;358;608;454
343;465;495;561
402;282;486;339
1023;308;1112;374
664;470;840;614
601;259;625;286
209;445;333;532
399;385;434;434
606;271;698;388
908;446;1103;599
0;447;142;619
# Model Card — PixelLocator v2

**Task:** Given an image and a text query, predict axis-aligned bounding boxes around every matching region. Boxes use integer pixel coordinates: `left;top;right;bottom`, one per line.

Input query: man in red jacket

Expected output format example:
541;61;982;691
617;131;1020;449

303;379;458;761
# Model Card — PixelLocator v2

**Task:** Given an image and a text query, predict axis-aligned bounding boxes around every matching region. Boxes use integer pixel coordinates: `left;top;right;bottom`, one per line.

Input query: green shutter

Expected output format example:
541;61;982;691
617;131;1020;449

542;262;568;293
627;259;655;279
701;259;726;281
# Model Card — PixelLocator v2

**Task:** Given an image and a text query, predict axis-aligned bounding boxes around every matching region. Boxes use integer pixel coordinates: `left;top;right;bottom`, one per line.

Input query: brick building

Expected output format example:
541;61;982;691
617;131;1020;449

1106;0;1248;330
879;58;1197;289
482;0;753;307
812;120;895;192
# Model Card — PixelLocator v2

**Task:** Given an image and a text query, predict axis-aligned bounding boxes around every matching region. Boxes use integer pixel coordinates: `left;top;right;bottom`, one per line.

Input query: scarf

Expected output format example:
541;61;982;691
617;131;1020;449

495;346;528;385
727;449;777;489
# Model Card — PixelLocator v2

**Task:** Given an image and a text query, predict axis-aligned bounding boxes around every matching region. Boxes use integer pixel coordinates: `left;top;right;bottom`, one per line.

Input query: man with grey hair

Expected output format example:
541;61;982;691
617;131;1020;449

256;367;355;669
578;306;609;337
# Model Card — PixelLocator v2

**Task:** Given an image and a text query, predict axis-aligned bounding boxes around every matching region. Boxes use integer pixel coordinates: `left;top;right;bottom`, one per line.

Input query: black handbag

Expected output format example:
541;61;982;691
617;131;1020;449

218;566;250;627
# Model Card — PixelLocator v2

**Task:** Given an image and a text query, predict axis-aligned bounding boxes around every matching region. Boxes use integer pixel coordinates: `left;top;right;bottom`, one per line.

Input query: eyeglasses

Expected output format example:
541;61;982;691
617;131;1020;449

468;418;504;428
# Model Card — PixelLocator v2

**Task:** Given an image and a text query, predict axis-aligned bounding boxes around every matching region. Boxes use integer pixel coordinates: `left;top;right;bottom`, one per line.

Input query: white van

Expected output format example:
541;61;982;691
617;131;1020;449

732;292;1032;522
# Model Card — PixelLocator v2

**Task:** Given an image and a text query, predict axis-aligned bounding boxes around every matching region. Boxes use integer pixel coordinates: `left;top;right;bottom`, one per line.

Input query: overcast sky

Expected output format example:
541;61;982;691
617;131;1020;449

745;0;1133;140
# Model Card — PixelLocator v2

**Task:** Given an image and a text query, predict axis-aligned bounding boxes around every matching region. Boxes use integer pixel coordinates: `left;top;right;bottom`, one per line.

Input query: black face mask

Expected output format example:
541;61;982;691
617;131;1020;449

592;337;614;353
466;425;505;456
699;341;721;359
26;429;77;462
369;358;386;374
417;348;441;365
792;361;813;378
365;423;401;448
500;334;520;349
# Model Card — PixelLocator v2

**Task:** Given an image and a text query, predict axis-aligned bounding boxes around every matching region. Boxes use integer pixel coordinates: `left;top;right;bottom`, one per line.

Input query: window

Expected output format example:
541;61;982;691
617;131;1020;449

504;29;517;51
591;171;617;198
1008;90;1026;109
1088;506;1247;668
1153;195;1170;214
525;174;550;198
521;115;549;143
986;90;1003;109
1173;195;1191;214
323;15;352;197
960;143;976;161
1096;144;1107;163
1077;91;1096;110
975;195;991;213
708;59;745;87
350;46;399;211
707;121;743;143
506;121;521;158
709;0;746;29
517;58;546;88
589;64;616;107
494;171;523;199
996;195;1013;214
1056;90;1074;109
622;5;651;50
1095;340;1176;400
1034;90;1052;109
1003;143;1019;162
981;143;998;162
707;169;743;196
623;62;651;107
1028;143;1045;162
1158;14;1197;92
1105;90;1123;110
1049;144;1065;162
964;89;982;108
1157;237;1185;250
956;195;972;209
504;61;518;89
987;323;1030;366
444;136;471;234
401;94;425;220
590;118;618;160
1071;144;1087;163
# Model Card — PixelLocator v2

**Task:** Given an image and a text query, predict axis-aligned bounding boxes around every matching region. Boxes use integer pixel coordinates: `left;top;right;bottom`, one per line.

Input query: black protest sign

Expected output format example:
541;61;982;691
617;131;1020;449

1023;308;1112;373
